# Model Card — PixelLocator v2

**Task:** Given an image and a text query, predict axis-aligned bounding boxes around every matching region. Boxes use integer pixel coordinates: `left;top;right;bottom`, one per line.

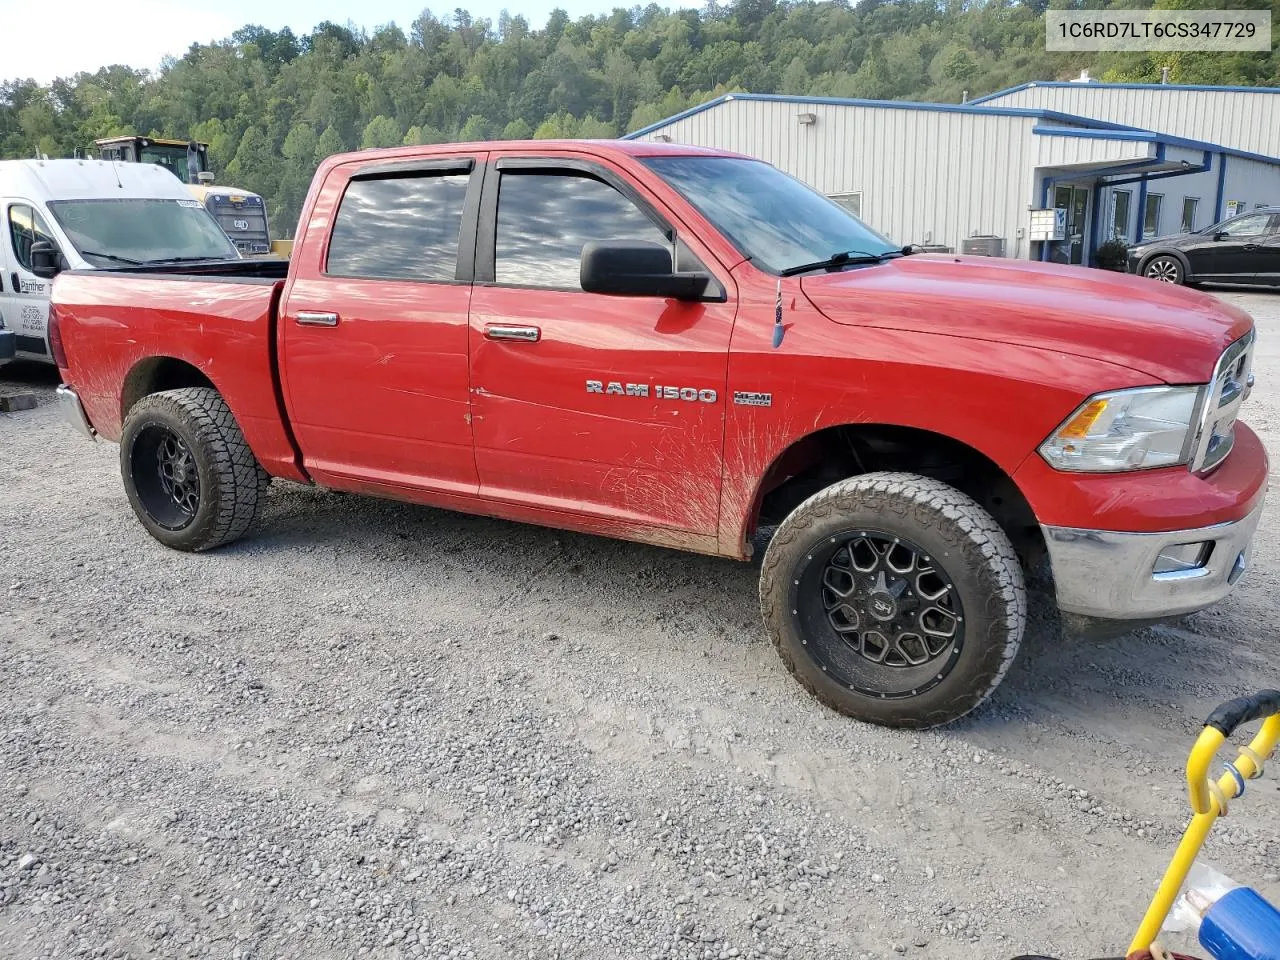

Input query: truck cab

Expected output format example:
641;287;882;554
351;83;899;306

0;157;238;364
95;136;274;256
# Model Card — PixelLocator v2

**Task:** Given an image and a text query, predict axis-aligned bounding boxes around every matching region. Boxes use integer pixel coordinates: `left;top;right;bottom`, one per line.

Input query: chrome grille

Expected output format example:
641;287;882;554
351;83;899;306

1191;329;1255;473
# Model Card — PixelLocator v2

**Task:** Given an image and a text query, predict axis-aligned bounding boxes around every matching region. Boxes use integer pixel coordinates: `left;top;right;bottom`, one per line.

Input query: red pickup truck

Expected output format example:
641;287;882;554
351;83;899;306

48;140;1266;727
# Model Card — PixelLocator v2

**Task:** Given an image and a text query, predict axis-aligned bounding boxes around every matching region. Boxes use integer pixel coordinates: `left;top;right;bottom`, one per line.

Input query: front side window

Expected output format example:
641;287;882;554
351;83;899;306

1181;197;1198;233
7;204;58;271
1143;193;1162;238
48;198;236;265
644;156;896;274
829;192;862;218
1111;190;1132;241
494;172;669;289
327;173;471;281
1217;213;1270;237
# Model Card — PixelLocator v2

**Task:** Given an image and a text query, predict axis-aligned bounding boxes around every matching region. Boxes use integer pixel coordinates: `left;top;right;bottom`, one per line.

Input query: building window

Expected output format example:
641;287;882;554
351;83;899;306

1111;190;1132;241
828;192;863;218
1143;194;1162;239
1181;198;1198;233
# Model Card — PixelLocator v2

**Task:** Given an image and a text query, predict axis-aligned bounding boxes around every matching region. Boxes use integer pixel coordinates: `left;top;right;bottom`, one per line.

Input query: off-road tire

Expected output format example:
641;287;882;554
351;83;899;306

759;472;1026;728
120;387;268;552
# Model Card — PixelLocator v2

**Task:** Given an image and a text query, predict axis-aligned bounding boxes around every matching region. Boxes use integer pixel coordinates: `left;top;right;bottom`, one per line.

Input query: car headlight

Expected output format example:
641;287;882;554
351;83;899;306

1039;385;1203;472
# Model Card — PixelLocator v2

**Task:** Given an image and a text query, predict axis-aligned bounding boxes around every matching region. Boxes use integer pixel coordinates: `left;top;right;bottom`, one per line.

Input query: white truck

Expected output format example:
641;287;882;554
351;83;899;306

0;158;239;365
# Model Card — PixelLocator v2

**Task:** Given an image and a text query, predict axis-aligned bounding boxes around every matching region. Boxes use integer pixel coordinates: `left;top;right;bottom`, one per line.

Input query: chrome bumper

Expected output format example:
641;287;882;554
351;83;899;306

56;384;96;441
1042;500;1264;619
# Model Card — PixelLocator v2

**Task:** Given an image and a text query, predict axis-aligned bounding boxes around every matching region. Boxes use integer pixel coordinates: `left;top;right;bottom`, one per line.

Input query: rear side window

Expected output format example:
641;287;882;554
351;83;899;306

327;173;470;281
494;172;669;289
8;204;57;272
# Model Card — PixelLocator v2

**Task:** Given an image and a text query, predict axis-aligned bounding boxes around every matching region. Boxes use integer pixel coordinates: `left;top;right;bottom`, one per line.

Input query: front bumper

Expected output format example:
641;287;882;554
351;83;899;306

1042;498;1265;619
56;384;96;440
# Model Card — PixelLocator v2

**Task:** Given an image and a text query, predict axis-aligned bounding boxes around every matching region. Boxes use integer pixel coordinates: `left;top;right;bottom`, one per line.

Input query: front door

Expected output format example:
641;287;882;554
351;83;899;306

1187;211;1274;280
1;201;57;362
467;157;736;534
279;155;485;493
1053;185;1089;264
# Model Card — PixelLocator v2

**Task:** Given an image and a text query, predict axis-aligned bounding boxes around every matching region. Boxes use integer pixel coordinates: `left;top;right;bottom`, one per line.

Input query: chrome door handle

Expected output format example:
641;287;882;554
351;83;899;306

1242;244;1258;251
296;311;339;327
484;324;541;342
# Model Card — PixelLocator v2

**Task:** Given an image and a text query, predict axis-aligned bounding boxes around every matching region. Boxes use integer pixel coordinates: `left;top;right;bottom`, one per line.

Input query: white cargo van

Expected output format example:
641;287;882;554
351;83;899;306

0;159;238;364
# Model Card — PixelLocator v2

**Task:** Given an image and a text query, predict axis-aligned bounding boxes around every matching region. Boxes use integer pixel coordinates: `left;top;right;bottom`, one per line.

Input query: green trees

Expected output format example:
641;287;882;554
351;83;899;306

4;0;1275;237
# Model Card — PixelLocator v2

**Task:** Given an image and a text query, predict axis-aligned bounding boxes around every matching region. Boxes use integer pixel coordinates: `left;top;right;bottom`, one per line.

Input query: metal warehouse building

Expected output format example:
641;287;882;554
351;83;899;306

624;85;1280;267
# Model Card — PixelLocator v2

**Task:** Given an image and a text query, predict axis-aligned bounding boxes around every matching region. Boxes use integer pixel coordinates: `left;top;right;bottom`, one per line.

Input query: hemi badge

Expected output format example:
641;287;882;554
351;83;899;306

733;391;772;407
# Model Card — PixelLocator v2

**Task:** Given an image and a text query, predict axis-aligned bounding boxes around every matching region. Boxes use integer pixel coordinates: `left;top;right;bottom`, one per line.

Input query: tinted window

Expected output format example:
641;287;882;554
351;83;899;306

495;173;669;289
1219;213;1270;237
8;204;57;271
642;156;896;275
327;173;470;281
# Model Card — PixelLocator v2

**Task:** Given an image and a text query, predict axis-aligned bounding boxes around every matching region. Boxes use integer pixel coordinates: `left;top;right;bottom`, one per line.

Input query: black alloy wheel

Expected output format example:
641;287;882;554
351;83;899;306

793;530;964;699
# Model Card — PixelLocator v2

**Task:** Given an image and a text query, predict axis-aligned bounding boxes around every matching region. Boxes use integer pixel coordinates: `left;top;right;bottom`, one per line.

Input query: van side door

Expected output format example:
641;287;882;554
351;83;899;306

1;201;59;362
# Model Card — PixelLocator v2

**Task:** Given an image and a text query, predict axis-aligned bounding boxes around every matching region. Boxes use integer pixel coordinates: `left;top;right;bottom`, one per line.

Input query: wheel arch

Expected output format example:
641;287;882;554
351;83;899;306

741;422;1044;567
120;356;218;423
1139;248;1192;280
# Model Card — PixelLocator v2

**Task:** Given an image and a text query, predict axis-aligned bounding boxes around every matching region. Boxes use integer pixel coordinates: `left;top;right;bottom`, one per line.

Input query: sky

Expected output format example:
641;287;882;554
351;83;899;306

0;0;699;84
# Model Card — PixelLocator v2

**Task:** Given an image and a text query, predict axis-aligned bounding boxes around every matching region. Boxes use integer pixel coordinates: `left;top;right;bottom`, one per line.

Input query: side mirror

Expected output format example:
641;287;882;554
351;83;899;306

196;171;216;185
29;240;61;279
1213;231;1228;241
580;240;711;300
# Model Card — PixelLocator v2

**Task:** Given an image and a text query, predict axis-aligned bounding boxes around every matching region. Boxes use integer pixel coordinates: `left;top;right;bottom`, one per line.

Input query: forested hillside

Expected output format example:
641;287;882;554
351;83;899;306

3;0;1277;237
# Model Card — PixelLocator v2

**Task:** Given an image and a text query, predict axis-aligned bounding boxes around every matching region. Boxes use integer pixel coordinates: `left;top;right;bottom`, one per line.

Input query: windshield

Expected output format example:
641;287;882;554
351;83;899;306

642;156;897;274
140;145;193;183
47;198;238;266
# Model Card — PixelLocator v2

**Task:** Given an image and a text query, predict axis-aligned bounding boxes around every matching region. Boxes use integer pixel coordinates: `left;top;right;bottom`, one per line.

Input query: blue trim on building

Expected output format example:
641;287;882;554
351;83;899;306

1136;177;1148;243
1103;151;1212;187
1029;124;1280;165
970;80;1280;106
1215;153;1229;221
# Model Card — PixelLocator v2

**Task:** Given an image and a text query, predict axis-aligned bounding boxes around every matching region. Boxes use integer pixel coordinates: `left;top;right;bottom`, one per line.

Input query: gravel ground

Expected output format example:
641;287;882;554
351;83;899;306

2;289;1278;960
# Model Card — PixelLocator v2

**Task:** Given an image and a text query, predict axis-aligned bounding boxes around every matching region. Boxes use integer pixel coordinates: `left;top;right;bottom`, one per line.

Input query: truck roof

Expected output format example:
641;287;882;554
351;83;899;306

325;138;749;168
0;158;194;202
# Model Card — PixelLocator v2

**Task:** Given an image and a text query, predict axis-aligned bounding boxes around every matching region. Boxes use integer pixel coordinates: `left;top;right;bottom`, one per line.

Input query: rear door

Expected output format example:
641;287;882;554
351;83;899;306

0;201;57;362
279;154;485;493
1253;213;1280;285
466;154;736;535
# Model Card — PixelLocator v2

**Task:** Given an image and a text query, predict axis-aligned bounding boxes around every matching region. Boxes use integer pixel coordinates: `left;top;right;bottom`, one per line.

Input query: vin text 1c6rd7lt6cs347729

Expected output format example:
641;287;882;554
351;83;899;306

47;140;1267;728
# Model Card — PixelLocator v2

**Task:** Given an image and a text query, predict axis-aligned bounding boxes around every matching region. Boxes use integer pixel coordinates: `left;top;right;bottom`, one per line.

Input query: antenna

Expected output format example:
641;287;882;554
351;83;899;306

111;159;124;190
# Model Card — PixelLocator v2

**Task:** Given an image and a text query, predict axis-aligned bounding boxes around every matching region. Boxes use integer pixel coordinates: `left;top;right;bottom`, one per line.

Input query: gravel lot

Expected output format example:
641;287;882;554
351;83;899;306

2;289;1278;960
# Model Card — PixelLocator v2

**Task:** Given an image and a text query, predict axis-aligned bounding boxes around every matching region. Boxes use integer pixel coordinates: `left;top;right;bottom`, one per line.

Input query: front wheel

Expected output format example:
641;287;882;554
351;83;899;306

759;472;1026;728
120;387;268;551
1142;255;1184;284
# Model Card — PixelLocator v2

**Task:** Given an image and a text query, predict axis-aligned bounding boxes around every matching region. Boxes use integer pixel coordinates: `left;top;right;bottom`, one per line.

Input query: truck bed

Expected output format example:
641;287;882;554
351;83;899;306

54;268;303;481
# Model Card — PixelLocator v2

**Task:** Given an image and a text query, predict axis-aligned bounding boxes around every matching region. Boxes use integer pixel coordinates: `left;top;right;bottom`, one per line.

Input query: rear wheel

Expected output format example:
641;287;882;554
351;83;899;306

120;387;267;551
1143;255;1184;284
759;472;1025;728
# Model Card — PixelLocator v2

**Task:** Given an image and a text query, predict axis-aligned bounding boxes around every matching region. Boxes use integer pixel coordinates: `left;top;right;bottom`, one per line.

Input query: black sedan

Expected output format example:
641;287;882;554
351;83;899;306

1126;207;1280;286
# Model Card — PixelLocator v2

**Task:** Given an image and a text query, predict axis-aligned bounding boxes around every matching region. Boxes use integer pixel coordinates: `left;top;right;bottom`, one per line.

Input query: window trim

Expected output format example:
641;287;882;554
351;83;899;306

7;202;57;274
1142;192;1162;239
828;191;863;218
1181;197;1199;233
1111;189;1132;241
322;162;484;285
475;157;725;301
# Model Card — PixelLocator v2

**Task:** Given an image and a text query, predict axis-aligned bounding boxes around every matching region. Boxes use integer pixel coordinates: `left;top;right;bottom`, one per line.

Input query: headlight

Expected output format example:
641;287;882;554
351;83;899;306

1039;385;1203;472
